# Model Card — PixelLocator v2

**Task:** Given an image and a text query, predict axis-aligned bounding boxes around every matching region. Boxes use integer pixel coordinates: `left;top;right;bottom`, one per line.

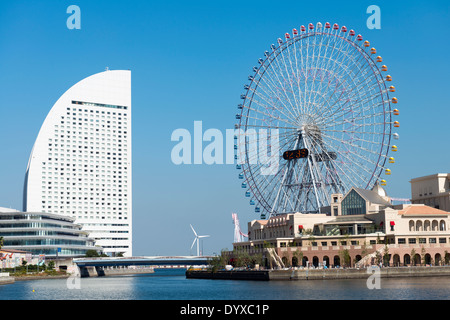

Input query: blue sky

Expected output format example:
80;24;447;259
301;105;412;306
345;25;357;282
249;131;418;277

0;0;449;256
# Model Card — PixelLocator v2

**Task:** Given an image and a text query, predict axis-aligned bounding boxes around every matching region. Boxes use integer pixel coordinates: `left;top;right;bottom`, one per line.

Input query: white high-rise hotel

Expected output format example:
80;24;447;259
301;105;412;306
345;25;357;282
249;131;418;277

23;70;132;257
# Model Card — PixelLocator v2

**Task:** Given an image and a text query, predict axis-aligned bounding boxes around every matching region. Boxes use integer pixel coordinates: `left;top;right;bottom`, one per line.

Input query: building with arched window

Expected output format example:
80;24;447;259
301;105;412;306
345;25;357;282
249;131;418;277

233;182;450;268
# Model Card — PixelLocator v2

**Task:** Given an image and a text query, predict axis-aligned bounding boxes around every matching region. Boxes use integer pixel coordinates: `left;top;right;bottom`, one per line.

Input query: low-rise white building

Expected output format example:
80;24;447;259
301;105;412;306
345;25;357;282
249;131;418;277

410;173;450;212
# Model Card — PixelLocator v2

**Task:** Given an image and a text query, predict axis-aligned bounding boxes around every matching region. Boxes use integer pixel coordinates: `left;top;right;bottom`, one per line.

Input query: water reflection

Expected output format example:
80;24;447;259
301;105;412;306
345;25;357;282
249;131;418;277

0;270;449;300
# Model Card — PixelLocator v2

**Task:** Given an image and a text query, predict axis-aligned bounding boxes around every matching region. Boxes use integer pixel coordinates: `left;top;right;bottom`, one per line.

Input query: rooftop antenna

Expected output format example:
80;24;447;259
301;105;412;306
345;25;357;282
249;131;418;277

190;224;210;256
105;67;110;71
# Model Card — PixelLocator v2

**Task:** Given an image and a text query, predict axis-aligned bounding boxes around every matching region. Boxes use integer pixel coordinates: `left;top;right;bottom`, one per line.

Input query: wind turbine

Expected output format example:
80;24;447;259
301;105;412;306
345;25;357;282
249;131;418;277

190;224;210;256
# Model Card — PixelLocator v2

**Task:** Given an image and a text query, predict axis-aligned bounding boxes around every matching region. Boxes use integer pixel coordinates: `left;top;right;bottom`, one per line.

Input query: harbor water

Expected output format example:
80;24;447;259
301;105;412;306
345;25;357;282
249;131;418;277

1;268;450;300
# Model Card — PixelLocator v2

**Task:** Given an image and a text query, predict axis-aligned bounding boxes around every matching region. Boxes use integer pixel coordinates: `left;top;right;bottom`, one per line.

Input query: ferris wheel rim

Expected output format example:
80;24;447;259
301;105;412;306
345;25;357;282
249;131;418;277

235;23;397;217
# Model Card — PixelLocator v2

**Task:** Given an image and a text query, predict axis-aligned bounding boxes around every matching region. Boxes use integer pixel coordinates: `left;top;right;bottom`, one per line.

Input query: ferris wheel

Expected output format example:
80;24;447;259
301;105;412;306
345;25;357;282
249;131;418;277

235;22;400;219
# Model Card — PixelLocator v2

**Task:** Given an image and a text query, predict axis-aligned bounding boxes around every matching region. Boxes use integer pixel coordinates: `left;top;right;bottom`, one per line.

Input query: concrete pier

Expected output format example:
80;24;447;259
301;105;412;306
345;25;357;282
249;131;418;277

186;266;450;281
0;273;15;285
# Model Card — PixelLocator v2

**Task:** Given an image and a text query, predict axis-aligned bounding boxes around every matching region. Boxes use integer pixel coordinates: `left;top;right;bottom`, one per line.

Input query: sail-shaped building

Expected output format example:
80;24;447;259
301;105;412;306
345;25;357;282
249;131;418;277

23;70;132;257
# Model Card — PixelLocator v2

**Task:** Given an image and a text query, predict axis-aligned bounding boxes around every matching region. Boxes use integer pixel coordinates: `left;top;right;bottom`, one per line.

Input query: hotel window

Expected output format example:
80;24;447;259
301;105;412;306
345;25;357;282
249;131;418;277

397;238;406;244
333;207;338;216
408;238;416;244
429;238;436;244
439;238;447;243
419;238;426;244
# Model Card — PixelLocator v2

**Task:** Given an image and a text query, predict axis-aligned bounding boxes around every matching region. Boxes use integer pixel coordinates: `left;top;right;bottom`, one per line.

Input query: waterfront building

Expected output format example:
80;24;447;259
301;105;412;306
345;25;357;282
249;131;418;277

410;173;450;212
0;208;101;258
233;183;450;268
0;249;31;269
23;70;132;257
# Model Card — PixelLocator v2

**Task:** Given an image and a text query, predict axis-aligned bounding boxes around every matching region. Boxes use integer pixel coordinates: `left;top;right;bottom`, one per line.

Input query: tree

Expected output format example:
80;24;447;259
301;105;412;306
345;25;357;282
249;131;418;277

282;252;291;267
361;241;369;257
421;247;426;266
85;250;100;257
340;249;351;268
251;253;264;269
208;249;228;272
308;236;316;247
232;247;252;268
375;251;382;266
292;250;303;267
383;244;390;267
410;249;417;266
48;261;55;270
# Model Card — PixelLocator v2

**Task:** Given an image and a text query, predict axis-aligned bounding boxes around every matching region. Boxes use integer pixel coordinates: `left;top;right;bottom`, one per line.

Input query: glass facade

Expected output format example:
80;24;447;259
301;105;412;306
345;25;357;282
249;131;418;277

341;189;366;215
322;223;379;236
0;211;101;257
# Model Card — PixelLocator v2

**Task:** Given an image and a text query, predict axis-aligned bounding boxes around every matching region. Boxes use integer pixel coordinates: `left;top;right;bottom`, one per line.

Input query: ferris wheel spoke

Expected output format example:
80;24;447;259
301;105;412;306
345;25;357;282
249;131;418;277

325;59;387;120
306;130;369;190
247;84;301;126
264;52;302;120
307;41;340;112
252;66;301;122
237;23;396;216
321;128;390;136
311;39;367;108
319;131;387;174
305;132;349;193
278;41;303;117
304;132;345;198
315;67;376;123
289;37;307;116
307;34;352;115
320;104;387;130
322;110;388;129
322;76;385;119
256;69;300;123
308;35;357;113
314;48;381;121
321;97;388;129
238;130;297;172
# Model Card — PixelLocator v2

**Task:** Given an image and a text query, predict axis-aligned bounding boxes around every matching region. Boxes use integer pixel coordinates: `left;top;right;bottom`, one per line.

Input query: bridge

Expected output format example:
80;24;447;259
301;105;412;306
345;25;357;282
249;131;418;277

73;256;213;267
73;256;214;277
